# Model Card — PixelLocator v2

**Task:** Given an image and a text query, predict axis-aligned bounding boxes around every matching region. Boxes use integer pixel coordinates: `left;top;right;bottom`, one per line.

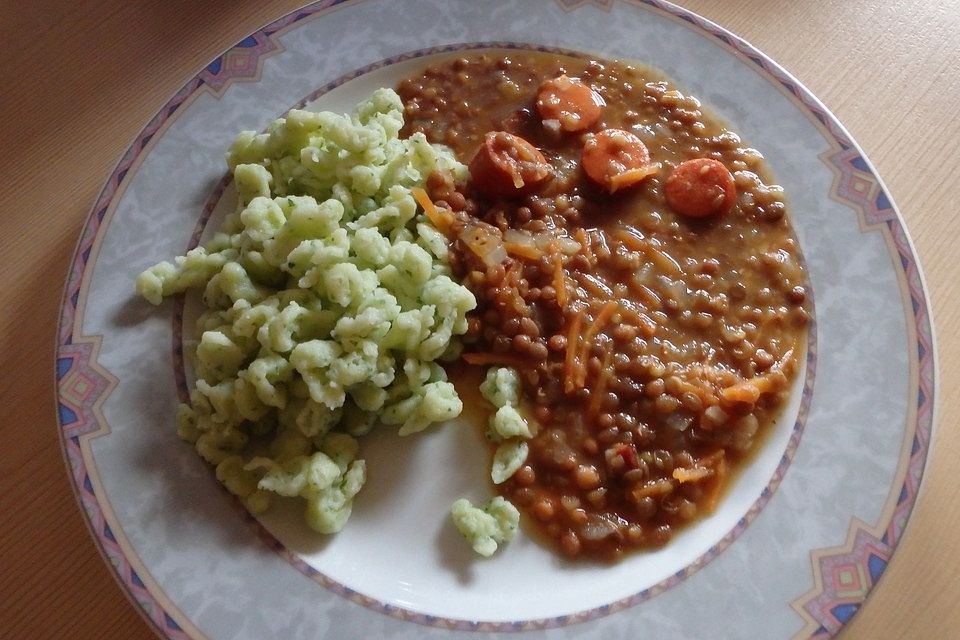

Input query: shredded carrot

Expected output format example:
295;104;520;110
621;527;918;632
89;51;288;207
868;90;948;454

504;242;543;260
631;479;675;502
575;300;618;388
703;453;728;512
462;352;529;368
672;466;713;483
607;303;654;338
725;350;794;398
720;349;794;404
615;227;646;251
609;164;659;193
411;187;434;213
583;301;618;344
577;273;614;298
553;251;568;307
563;309;584;393
679;369;719;407
720;380;762;405
697;450;727;510
613;228;682;276
646;244;682;276
636;313;658;338
586;350;613;425
575;228;594;266
411;187;453;235
673;371;721;407
635;284;662;309
720;365;789;405
586;298;612;311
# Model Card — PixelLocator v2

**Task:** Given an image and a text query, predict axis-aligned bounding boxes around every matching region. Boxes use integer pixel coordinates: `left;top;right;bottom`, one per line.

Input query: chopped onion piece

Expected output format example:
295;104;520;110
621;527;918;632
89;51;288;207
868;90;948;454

703;404;730;428
503;228;535;246
555;237;582;255
581;514;619;540
461;223;508;266
665;412;694;431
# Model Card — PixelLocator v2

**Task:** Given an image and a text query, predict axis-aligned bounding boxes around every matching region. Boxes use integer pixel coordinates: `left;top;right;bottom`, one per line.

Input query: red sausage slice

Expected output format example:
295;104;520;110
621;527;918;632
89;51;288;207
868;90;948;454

469;131;552;198
581;129;655;193
664;158;736;218
536;75;605;132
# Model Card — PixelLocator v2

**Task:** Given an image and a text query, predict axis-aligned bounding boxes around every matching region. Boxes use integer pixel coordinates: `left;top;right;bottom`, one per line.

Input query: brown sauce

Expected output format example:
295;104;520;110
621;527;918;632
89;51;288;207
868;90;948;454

398;51;809;561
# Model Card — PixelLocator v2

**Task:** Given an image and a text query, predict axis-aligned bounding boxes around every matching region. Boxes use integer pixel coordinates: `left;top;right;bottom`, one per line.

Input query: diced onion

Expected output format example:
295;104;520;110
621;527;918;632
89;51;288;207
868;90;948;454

504;228;535;246
555;237;582;255
703;404;730;428
665;412;694;432
460;223;507;266
581;515;619;540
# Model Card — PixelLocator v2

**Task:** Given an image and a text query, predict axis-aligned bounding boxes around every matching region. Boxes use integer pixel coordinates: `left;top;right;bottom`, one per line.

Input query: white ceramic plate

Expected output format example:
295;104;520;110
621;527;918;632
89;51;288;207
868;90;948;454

55;1;936;638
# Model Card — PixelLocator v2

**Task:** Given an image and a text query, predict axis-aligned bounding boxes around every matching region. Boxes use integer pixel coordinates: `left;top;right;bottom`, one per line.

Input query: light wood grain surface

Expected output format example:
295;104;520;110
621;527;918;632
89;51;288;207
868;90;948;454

1;1;957;637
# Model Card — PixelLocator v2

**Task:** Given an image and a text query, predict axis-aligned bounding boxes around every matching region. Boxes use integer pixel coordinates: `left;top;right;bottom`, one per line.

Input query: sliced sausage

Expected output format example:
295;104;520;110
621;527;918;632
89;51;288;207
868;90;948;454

664;158;736;218
536;75;604;132
581;129;655;193
469;131;552;198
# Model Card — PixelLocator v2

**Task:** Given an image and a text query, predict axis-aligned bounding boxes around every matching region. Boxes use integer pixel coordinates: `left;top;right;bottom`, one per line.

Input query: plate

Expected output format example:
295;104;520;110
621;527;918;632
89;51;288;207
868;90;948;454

55;1;936;638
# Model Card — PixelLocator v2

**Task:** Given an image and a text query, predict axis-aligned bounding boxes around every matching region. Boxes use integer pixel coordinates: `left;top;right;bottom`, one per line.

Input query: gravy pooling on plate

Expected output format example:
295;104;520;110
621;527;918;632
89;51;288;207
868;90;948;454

398;51;809;561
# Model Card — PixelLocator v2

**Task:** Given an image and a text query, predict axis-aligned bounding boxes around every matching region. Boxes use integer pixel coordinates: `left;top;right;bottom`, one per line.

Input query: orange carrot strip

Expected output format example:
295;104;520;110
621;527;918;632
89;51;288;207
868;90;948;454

411;187;453;235
586;350;613;426
615;227;646;251
575;300;618;388
720;356;792;405
577;273;614;299
575;228;594;266
614;228;682;276
635;284;661;309
553;251;568;307
720;380;762;404
630;479;675;502
607;303;655;338
672;466;713;483
504;242;543;260
636;313;658;338
646;244;682;276
609;164;659;193
563;309;584;393
462;352;529;368
583;301;618;344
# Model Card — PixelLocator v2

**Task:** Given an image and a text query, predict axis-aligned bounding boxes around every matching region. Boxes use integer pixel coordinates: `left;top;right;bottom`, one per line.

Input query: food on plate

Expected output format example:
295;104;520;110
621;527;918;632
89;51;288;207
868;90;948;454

138;49;809;562
581;128;655;193
136;88;476;533
450;497;520;557
664;158;737;217
399;51;809;560
479;367;535;484
535;75;604;132
468;131;553;198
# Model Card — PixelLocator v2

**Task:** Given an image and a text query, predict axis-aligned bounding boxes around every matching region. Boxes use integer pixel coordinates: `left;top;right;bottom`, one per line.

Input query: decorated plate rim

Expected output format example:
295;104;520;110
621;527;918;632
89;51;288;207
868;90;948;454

53;1;937;639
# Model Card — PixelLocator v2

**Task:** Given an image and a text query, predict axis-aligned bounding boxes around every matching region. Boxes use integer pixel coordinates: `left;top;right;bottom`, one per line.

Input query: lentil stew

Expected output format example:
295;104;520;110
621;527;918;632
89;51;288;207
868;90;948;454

398;51;809;561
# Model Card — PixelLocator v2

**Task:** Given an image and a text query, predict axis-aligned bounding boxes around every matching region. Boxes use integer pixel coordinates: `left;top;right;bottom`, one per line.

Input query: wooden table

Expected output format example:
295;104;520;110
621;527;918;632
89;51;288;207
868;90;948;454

2;1;957;637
